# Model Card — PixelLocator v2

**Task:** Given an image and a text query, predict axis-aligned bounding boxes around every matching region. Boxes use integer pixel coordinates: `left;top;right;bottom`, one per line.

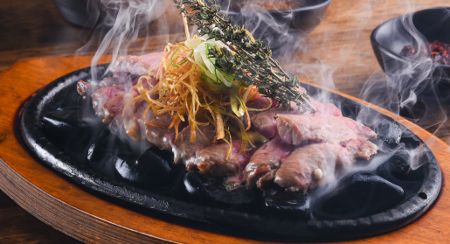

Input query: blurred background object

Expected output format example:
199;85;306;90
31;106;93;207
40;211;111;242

217;0;332;56
371;7;450;81
52;0;103;28
370;7;450;123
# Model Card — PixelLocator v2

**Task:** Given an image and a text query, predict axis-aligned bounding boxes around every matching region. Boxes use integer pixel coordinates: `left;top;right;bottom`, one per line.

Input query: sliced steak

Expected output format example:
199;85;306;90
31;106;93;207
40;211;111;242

145;113;176;151
89;78;148;125
274;140;378;193
343;138;378;163
109;52;164;76
246;94;271;109
173;125;215;164
251;109;285;139
310;98;342;117
251;100;342;139
122;86;149;141
123;101;151;141
77;80;95;97
79;52;163;99
91;85;125;117
244;136;294;188
77;74;139;97
274;143;353;193
102;94;124;123
276;113;376;145
195;141;252;178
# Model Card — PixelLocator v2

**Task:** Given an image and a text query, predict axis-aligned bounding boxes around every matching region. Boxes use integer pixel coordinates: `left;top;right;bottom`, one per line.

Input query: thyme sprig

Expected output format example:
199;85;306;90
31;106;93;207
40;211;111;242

173;0;315;112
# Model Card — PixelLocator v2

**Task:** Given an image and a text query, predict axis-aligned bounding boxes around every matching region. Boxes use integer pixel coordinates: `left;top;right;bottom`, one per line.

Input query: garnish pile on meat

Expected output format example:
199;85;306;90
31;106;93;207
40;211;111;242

78;53;378;193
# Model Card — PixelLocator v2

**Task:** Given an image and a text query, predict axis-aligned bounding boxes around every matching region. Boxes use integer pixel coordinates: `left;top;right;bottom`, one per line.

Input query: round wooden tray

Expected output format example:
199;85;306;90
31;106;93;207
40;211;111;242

0;56;449;243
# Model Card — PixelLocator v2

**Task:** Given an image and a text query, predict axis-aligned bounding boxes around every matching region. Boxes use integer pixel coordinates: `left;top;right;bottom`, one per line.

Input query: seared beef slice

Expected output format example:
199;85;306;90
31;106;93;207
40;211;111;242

276;113;376;145
244;137;294;188
274;140;377;193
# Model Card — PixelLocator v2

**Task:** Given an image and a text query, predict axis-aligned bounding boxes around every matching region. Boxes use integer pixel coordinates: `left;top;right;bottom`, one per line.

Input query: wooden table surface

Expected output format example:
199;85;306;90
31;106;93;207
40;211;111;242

1;0;449;243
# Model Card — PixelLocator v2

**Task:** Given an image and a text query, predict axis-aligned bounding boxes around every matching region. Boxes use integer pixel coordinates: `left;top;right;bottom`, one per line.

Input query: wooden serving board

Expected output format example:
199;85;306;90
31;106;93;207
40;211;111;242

0;56;449;243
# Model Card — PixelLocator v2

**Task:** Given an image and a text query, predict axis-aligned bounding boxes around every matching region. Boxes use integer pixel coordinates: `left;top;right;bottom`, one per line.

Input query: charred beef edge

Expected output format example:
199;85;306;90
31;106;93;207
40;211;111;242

16;64;443;240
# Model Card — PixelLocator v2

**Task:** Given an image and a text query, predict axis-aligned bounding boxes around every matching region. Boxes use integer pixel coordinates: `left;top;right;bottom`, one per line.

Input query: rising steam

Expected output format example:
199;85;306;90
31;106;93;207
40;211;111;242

75;0;447;196
77;0;182;82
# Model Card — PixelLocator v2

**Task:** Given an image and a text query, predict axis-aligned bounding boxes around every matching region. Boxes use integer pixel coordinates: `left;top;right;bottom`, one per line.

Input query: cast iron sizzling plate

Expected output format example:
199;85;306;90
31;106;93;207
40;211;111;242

16;64;442;239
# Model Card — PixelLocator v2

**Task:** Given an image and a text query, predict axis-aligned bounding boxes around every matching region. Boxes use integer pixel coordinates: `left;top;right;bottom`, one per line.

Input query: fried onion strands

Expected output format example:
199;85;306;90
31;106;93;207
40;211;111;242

124;40;272;156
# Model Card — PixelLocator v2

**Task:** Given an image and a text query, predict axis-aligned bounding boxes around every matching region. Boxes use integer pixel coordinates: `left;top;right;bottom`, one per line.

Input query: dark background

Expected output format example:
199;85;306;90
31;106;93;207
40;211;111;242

0;1;97;243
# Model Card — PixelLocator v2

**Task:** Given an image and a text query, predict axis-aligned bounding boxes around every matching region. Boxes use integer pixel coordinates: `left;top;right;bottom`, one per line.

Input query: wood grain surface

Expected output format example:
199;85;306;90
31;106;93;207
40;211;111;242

1;0;450;243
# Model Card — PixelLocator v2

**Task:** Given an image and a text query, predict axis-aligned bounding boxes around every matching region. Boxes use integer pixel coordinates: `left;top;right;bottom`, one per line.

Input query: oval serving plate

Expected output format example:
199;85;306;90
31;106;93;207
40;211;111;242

17;64;442;240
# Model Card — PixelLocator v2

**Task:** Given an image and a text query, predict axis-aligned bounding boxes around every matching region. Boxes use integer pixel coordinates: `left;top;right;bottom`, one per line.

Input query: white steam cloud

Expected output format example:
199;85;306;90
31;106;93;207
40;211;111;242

77;0;182;82
75;0;448;195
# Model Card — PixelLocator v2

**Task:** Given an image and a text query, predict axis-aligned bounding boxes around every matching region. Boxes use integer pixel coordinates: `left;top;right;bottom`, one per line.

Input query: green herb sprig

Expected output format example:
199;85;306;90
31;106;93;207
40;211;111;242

173;0;316;112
